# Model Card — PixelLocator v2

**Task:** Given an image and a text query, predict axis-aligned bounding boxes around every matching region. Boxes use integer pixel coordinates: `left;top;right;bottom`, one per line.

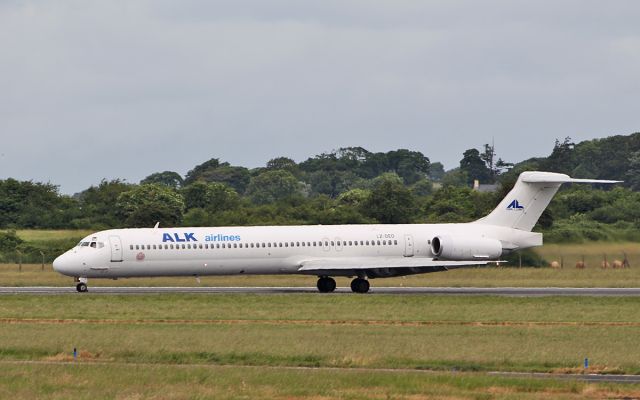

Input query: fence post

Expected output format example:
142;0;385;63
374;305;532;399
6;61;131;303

40;251;45;271
16;250;22;272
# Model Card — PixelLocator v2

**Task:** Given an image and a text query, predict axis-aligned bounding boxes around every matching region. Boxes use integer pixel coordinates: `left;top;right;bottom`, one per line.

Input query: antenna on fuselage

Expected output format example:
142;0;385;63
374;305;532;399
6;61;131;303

153;222;160;229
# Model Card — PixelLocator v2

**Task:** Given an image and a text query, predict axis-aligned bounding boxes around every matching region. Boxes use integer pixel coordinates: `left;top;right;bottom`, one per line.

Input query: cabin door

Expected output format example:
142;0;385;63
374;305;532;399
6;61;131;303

403;234;414;257
109;236;123;262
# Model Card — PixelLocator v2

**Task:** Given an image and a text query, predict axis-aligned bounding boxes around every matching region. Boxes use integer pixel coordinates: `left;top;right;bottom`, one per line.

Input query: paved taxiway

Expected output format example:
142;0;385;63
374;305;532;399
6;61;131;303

2;286;640;295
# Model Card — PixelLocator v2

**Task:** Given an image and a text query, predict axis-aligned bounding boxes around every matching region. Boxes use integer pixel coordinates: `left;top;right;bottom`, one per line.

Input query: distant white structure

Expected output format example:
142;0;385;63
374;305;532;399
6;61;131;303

473;179;499;193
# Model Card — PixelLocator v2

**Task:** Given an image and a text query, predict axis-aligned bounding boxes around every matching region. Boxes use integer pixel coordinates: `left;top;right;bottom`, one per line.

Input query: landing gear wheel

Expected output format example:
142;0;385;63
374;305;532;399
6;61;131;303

317;277;336;293
350;278;370;293
76;283;88;293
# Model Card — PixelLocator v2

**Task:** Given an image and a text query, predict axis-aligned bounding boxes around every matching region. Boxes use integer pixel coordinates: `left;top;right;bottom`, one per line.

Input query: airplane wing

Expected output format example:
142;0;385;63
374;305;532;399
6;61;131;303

297;257;489;272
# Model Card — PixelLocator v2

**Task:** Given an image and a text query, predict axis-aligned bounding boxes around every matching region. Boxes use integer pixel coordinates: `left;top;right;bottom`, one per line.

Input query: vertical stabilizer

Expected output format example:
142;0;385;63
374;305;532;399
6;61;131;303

475;171;620;231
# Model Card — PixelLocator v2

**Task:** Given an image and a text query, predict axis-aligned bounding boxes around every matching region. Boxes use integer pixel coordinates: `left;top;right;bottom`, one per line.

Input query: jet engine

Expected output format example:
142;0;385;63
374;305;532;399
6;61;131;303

430;236;502;261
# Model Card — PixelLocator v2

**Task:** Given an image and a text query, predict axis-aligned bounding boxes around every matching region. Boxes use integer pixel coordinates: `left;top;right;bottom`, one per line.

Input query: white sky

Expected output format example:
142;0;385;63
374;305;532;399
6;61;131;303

1;1;639;194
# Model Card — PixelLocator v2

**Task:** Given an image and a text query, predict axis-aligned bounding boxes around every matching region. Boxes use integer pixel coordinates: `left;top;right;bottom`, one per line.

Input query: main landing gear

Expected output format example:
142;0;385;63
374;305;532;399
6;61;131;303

75;277;88;293
316;276;371;293
350;278;370;294
317;276;336;293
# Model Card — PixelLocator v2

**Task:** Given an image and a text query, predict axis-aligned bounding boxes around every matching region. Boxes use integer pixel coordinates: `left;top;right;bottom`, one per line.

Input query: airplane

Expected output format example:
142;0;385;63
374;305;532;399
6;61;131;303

53;171;619;293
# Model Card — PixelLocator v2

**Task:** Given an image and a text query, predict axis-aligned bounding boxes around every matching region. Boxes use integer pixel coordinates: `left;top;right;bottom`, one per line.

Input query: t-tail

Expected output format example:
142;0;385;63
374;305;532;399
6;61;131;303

475;171;621;231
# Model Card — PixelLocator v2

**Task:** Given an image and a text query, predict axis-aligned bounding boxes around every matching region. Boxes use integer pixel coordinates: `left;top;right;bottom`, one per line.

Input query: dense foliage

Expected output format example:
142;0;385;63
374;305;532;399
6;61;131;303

1;133;640;246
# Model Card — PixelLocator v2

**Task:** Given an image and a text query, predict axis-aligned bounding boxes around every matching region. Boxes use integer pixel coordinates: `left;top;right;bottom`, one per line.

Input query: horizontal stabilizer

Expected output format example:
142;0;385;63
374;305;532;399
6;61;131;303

298;257;488;271
521;173;622;184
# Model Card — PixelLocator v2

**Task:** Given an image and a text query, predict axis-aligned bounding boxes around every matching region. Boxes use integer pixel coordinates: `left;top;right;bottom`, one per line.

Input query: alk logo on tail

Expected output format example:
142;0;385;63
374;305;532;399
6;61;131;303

506;199;524;210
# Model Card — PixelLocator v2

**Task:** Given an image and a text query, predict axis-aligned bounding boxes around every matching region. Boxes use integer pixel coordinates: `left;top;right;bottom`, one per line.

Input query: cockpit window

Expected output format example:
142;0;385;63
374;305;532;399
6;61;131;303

90;242;96;248
80;242;90;247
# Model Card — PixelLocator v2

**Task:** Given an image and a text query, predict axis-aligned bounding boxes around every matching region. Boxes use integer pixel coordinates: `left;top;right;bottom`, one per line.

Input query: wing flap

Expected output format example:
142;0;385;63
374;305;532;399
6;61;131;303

297;257;488;271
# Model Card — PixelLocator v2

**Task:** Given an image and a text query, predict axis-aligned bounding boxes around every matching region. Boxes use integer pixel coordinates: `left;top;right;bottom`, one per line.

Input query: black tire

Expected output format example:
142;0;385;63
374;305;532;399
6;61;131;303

76;283;88;293
317;277;336;293
350;278;370;293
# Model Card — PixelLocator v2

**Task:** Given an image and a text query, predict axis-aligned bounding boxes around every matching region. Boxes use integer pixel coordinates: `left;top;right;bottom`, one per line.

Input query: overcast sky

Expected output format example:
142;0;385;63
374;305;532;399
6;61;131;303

1;1;639;194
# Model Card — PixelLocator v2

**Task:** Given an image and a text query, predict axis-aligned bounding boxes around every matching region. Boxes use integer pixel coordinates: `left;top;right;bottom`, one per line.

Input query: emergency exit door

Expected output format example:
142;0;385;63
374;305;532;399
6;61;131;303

403;234;414;257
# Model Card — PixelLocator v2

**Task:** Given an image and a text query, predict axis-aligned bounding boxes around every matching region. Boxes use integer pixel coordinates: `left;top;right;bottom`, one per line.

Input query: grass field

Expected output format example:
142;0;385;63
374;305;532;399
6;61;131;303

1;294;640;399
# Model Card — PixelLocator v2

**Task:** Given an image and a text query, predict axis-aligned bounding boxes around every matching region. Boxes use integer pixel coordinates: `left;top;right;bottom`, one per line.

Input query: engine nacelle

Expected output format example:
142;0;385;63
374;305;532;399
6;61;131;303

430;236;503;261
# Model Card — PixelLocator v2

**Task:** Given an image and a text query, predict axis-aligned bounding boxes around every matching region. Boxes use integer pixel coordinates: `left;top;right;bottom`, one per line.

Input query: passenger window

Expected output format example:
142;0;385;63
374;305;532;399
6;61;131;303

366;241;370;245
153;245;157;249
296;242;300;247
354;241;358;246
301;242;305;247
325;241;329;246
234;243;237;248
330;241;334;246
279;243;283;247
307;242;311;247
394;240;398;245
130;245;134;250
135;245;139;250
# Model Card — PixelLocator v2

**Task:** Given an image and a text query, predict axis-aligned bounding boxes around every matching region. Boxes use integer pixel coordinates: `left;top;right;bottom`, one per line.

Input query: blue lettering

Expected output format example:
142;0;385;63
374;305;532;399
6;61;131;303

174;233;186;242
162;233;174;242
185;232;197;242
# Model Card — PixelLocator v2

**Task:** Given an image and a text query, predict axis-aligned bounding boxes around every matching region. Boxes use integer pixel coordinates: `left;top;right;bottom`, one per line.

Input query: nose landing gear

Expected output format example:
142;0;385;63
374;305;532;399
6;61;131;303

74;277;88;293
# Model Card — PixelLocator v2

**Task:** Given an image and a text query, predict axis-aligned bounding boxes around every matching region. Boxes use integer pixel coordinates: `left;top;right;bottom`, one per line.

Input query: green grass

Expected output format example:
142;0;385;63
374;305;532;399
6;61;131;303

3;362;636;399
13;229;93;242
2;294;640;398
1;294;640;373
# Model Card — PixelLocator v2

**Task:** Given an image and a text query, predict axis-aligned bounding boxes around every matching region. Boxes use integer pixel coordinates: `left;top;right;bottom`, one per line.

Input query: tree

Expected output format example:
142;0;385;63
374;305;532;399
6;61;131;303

181;181;240;211
116;184;185;227
266;157;297;171
141;171;184;189
541;137;575;174
428;162;445;182
361;173;416;223
184;158;221;185
78;179;132;227
246;170;304;205
460;148;492;185
0;178;72;228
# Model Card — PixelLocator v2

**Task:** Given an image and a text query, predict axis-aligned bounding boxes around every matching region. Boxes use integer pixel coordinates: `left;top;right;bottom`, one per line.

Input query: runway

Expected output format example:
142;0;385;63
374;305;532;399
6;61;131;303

2;286;640;295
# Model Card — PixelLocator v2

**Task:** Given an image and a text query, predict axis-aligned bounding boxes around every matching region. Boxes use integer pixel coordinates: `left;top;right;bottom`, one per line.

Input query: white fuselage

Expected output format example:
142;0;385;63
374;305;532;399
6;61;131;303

53;223;541;279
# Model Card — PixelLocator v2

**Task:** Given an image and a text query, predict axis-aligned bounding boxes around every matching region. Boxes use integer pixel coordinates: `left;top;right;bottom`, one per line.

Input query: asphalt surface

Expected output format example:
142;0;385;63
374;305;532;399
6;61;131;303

2;286;640;295
489;371;640;384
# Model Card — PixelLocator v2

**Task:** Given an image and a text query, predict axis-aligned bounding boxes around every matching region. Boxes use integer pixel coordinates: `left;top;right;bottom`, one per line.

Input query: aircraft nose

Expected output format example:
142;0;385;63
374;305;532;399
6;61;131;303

53;253;76;276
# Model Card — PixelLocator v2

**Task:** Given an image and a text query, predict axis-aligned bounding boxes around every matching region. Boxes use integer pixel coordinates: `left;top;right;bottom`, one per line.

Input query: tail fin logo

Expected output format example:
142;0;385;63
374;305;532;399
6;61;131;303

507;199;524;211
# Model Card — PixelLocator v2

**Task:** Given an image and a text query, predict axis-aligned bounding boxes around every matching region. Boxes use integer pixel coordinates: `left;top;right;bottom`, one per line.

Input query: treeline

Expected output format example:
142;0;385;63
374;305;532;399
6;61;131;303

1;133;640;245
